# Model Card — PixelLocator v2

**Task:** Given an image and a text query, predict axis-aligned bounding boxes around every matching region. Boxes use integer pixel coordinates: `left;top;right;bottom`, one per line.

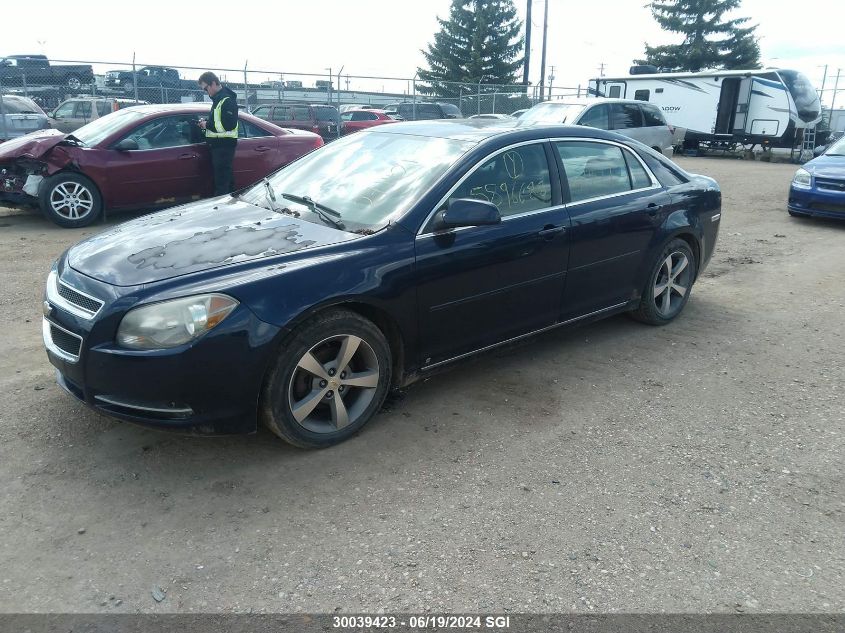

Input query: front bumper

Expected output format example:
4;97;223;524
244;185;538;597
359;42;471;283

43;266;282;435
788;185;845;219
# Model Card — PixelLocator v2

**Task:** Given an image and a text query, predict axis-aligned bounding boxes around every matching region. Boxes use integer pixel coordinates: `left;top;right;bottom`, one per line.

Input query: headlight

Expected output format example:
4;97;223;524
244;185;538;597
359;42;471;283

792;168;812;188
116;293;238;350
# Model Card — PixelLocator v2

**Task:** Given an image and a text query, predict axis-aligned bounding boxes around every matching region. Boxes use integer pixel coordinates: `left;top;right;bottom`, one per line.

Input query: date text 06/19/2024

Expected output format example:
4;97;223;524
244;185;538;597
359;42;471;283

332;615;512;629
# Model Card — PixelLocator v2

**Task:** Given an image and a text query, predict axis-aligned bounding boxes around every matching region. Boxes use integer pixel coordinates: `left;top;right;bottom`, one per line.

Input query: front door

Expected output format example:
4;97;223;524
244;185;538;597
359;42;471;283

104;113;211;209
553;139;668;319
415;141;570;367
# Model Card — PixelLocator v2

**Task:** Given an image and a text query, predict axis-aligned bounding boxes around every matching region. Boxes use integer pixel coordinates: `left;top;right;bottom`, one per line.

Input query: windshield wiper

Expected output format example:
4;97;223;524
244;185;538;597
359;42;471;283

281;192;345;230
263;179;299;217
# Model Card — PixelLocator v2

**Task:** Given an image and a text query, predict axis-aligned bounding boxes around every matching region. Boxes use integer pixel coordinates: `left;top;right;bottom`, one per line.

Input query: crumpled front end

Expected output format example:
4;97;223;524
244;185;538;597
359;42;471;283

0;159;48;206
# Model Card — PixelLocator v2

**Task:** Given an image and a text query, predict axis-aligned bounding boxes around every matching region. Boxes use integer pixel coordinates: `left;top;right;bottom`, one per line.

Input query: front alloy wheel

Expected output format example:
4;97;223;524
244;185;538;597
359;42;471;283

39;173;103;228
261;309;392;448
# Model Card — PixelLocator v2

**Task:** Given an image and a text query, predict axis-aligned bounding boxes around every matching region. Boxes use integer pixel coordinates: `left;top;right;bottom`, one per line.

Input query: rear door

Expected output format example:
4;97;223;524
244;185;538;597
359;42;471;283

232;118;278;189
553;139;670;319
104;113;211;208
608;102;645;142
414;141;570;366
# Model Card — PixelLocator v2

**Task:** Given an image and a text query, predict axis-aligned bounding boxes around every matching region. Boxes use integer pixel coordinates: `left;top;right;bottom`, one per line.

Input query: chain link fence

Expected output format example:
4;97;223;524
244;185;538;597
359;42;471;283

1;56;591;141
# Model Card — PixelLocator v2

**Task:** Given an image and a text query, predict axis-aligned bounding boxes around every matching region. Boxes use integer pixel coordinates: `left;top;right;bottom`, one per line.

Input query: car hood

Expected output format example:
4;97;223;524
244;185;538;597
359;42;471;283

805;154;845;179
67;196;357;287
0;129;68;161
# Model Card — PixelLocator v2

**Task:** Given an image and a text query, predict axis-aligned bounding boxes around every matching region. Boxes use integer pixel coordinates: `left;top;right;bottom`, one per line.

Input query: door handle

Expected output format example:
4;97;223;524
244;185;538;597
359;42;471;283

254;146;272;153
178;153;197;160
538;225;566;239
646;202;659;215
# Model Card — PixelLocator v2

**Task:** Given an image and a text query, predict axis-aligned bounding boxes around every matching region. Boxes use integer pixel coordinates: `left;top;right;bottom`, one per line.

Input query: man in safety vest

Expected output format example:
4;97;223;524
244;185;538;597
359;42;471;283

197;71;238;195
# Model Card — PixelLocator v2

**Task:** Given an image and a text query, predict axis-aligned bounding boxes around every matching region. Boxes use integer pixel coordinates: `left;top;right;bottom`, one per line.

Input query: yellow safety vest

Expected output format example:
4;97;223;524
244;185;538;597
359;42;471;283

205;96;238;139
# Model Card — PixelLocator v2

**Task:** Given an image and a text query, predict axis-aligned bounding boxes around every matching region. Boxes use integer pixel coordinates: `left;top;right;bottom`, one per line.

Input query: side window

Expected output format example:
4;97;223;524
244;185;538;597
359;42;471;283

419;104;441;119
610;103;642;129
641;153;687;187
240;120;271;138
53;102;75;119
118;115;198;150
252;106;270;118
292;106;311;121
273;106;293;122
608;85;622;98
75;102;92;119
623;150;653;189
556;141;634;203
641;105;666;127
634;89;650;101
577;104;609;130
450;143;552;218
341;112;353;121
96;101;112;117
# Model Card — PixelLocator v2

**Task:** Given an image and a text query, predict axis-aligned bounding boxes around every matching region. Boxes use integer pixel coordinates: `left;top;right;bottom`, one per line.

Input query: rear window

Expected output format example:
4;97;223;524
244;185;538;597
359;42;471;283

641;104;666;127
439;103;462;117
610;103;643;129
314;106;338;122
0;96;43;114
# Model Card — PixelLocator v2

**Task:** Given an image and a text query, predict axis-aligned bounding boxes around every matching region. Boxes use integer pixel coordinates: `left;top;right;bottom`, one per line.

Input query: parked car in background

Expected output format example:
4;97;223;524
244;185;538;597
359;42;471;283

0;95;51;141
251;103;341;141
383;102;462;121
511;108;529;118
0;104;323;227
0;55;94;90
788;134;845;220
519;98;676;155
49;97;147;133
340;109;397;135
468;113;515;120
41;121;720;448
104;66;182;93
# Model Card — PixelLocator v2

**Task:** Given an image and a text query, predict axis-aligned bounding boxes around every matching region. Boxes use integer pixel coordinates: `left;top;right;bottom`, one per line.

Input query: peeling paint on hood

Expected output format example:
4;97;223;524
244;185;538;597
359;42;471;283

67;197;356;286
0;129;68;161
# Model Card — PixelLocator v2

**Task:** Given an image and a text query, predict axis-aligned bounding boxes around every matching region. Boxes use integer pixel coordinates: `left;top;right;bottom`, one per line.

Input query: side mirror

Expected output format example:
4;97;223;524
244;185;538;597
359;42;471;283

114;138;139;151
436;198;501;230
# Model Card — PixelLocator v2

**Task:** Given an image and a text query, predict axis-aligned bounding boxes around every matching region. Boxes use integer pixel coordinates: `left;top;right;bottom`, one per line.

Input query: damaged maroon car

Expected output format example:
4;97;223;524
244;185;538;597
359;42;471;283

0;104;323;228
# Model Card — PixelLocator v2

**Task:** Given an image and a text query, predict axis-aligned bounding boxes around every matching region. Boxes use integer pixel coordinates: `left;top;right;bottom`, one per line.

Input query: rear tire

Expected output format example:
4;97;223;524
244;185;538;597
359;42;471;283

38;172;103;228
66;75;81;90
260;309;392;449
630;238;697;325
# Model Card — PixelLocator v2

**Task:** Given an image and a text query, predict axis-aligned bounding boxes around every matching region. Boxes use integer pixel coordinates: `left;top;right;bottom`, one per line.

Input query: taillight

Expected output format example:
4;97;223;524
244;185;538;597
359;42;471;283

312;125;320;134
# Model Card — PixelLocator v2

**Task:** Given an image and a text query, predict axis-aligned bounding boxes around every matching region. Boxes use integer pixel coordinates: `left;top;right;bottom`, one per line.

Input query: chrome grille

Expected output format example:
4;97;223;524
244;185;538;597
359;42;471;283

58;282;103;315
815;177;845;192
43;318;83;363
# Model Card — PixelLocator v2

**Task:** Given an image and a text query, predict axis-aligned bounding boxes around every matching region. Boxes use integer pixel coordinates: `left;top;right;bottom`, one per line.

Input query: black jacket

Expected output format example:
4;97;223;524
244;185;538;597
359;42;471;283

206;86;238;147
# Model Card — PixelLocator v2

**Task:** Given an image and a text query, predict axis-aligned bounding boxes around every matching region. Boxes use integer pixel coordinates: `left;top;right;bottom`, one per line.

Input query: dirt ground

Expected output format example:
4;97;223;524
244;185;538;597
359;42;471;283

0;156;842;614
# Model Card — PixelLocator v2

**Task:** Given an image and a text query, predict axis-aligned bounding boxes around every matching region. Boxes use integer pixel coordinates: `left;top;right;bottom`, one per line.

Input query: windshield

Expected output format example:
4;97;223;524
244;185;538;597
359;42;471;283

0;96;43;115
72;108;148;146
826;136;845;156
778;70;821;123
518;102;586;125
243;131;474;229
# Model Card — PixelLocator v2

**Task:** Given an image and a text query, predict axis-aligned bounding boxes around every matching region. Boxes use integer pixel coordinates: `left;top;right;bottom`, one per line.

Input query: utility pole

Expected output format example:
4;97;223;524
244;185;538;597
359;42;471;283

548;65;555;100
597;62;606;78
539;0;549;101
522;0;532;87
830;68;842;115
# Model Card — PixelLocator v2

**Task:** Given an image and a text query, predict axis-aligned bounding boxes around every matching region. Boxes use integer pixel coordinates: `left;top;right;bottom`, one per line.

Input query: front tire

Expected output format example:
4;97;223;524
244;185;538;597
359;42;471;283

630;238;697;325
66;75;82;90
260;309;392;449
38;172;103;228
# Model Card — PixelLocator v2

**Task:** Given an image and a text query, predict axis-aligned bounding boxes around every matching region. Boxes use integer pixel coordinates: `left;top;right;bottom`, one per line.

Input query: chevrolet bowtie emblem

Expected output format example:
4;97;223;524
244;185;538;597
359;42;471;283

43;301;53;317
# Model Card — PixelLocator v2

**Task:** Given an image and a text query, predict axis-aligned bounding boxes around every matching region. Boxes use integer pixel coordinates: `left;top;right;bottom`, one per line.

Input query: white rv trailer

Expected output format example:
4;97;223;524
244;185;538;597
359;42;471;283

588;68;821;149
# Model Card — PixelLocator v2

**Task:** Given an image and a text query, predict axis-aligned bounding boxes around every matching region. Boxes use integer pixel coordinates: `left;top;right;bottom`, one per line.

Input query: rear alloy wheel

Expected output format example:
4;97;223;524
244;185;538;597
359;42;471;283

66;75;82;90
261;310;392;448
630;238;697;325
39;173;103;228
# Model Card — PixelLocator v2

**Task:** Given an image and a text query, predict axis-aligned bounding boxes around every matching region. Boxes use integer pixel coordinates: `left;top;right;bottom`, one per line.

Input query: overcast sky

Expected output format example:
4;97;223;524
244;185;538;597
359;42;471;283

4;0;845;106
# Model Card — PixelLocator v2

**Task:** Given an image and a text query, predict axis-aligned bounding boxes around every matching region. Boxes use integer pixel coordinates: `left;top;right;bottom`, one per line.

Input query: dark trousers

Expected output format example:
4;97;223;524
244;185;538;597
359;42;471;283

210;143;236;196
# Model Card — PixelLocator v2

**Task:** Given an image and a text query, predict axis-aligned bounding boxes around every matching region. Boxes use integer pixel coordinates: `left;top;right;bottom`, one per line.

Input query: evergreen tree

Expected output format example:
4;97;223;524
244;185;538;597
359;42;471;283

417;0;524;98
637;0;761;71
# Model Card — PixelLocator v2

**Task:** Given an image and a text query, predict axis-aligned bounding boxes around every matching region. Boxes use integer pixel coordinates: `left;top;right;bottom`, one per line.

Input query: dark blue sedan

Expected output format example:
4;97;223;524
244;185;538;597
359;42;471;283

789;135;845;219
43;121;721;448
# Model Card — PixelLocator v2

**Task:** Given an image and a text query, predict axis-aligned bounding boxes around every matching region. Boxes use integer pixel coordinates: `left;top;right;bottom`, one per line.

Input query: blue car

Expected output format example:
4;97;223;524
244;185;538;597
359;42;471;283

42;121;721;448
789;135;845;219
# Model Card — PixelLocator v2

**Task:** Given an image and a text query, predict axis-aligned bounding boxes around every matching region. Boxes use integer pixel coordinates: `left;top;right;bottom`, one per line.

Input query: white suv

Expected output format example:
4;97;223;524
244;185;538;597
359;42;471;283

519;98;678;155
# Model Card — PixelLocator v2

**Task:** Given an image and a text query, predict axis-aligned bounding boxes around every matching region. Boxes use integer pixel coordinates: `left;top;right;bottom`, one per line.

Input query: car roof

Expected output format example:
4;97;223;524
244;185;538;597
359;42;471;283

534;97;654;107
367;119;629;144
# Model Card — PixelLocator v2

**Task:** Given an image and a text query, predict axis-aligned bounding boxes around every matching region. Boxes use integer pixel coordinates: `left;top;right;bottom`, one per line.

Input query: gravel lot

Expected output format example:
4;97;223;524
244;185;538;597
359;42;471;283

0;157;842;614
